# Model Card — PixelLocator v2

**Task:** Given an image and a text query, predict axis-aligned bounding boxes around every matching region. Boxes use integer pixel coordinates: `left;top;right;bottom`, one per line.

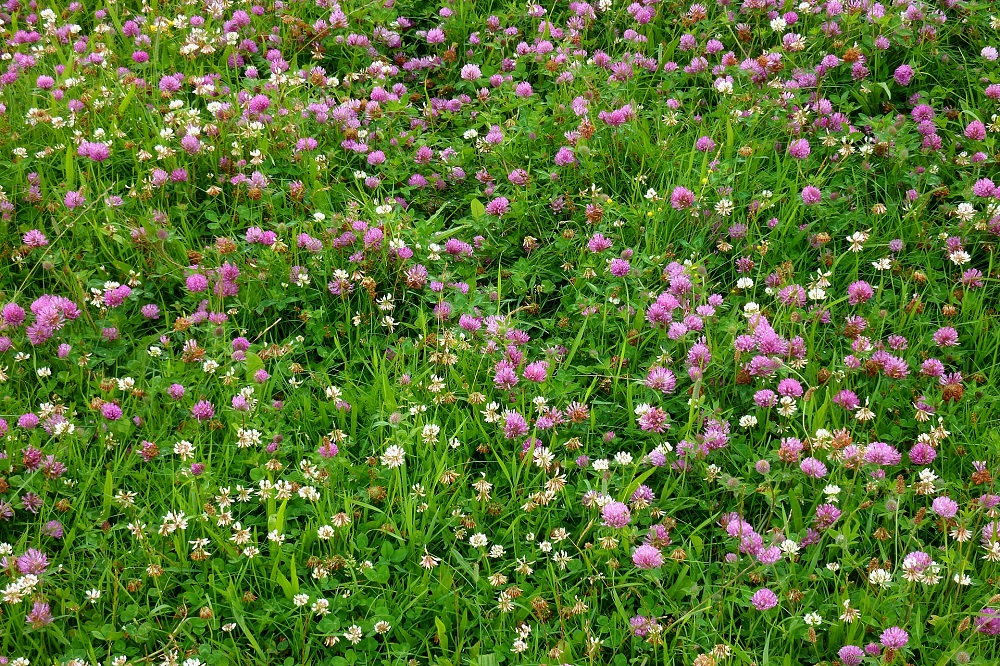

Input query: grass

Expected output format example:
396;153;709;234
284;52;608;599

1;0;1000;665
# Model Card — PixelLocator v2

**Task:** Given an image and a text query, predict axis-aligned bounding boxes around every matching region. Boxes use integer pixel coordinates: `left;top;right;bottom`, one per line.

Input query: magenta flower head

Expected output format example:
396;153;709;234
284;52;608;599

523;360;549;382
42;520;64;538
976;608;1000;635
22;230;48;247
670;186;695;210
167;383;185;400
460;63;481;81
973;178;997;198
632;544;663;569
908;442;936;465
893;64;914;86
602;501;632;528
101;402;123;420
932;326;958;347
788;138;811;159
800;457;828;479
695;136;716;152
588;233;613;253
19;413;40;429
25;601;53;629
191;400;215;422
839;646;864;666
750;588;778;611
931;496;958;518
484;196;510;217
248;93;270;113
1;303;26;327
847;280;874;305
502;411;528;439
609;258;631;277
801;186;822;204
965;120;987;141
880;626;908;650
64;189;86;209
186;273;209;293
554;146;575;165
17;548;49;574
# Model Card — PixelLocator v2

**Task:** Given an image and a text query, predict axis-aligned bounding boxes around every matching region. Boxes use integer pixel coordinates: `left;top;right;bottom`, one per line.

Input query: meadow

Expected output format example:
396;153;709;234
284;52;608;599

1;0;999;664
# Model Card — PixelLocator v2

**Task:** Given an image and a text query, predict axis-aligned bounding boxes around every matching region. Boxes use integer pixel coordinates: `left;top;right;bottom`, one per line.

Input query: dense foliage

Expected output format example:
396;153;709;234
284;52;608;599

1;0;1000;665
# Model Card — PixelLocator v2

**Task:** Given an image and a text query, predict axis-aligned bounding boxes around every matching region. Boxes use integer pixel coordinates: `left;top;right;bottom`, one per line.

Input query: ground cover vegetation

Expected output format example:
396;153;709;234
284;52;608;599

1;0;1000;664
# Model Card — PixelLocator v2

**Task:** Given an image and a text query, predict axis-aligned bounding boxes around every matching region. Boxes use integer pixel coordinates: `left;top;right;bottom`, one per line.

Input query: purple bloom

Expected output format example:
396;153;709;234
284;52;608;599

191;400;215;422
186;274;209;293
554;146;575;166
670;186;695;210
25;602;53;629
788;138;811;159
503;411;528;439
893;64;914;86
78;141;111;162
2;303;26;327
645;366;676;394
931;496;958;518
18;413;40;429
908;442;936;465
101;402;122;420
965;120;987;141
750;588;778;611
460;63;481;80
847;280;874;305
801;186;822;204
64;189;86;209
632;544;663;569
695;136;716;152
776;378;803;398
17;548;49;574
484;196;510;216
800;457;828;479
880;626;908;650
602;501;632;528
864;442;901;466
22;230;48;247
839;646;864;666
932;326;958;347
976;608;1000;635
973;178;997;198
609;258;631;277
630;615;651;637
588;233;613;253
523;360;549;382
493;360;519;390
814;503;841;529
42;520;64;538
